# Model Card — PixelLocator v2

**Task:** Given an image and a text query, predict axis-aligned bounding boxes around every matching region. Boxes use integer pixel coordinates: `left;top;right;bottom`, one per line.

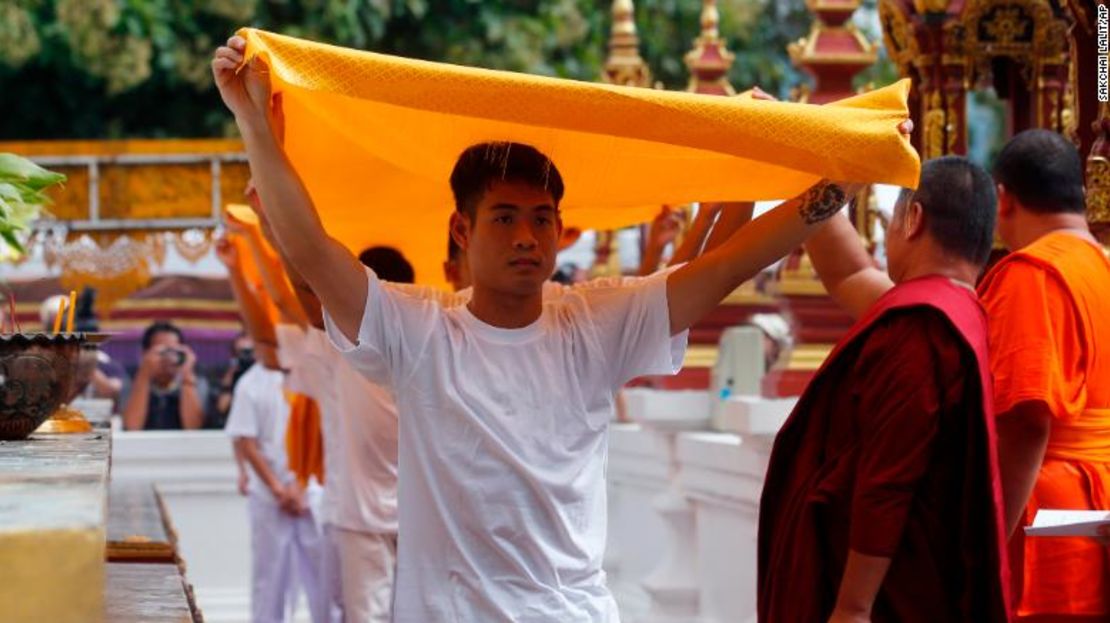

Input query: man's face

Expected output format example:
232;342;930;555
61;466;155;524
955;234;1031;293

233;335;254;357
456;180;561;296
147;331;183;383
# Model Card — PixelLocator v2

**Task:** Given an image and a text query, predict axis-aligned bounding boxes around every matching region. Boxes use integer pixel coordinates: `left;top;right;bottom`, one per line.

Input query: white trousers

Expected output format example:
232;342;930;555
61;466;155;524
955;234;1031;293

248;494;327;623
323;526;397;623
319;525;344;622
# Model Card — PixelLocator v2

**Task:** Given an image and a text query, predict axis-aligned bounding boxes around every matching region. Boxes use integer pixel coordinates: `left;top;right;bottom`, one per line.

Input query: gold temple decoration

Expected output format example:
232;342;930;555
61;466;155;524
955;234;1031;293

601;0;652;88
1089;104;1110;243
789;0;878;106
593;1;651;276
56;233;166;312
880;0;1078;157
1088;157;1110;223
0;140;248;311
685;0;736;96
171;229;215;264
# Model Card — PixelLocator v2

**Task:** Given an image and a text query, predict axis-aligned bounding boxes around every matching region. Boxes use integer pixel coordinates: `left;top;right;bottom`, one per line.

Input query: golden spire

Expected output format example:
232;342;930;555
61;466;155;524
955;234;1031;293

601;0;652;88
684;0;736;95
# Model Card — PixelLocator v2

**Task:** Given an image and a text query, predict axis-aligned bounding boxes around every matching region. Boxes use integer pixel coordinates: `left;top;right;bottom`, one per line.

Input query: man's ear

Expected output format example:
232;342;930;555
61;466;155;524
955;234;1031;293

996;183;1016;218
449;211;470;252
903;201;926;240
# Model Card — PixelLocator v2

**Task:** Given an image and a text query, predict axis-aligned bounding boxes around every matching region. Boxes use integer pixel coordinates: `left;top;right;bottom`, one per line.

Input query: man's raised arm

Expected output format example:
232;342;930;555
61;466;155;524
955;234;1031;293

667;179;860;335
212;36;367;343
804;212;893;320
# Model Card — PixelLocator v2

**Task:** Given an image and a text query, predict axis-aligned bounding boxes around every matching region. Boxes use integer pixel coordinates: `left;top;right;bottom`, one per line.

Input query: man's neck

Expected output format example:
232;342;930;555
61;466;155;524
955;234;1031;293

899;250;980;289
467;284;544;329
1014;213;1094;250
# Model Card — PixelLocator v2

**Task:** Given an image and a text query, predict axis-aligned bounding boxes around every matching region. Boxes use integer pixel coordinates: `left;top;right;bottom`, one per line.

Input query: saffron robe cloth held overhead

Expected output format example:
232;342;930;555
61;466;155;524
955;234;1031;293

758;276;1011;622
237;28;919;287
979;232;1110;619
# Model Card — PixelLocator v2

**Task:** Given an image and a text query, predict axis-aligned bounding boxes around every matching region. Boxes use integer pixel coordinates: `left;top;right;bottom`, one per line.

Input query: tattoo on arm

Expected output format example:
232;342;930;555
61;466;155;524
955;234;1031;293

798;180;848;225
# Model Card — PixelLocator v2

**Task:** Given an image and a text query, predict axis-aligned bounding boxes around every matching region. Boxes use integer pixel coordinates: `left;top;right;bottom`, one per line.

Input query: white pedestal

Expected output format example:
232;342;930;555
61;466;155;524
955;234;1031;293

622;389;712;623
714;396;795;436
678;432;775;623
638;426;702;623
607;424;671;619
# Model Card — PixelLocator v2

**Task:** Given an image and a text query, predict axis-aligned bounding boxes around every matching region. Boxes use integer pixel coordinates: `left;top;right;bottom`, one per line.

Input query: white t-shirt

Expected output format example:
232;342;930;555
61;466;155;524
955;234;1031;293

277;324;400;534
225;364;293;500
326;268;686;622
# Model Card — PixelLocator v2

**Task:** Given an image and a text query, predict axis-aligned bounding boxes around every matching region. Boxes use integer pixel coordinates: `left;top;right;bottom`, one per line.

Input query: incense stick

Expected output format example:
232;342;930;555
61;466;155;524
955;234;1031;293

51;297;65;334
5;293;16;334
65;290;76;334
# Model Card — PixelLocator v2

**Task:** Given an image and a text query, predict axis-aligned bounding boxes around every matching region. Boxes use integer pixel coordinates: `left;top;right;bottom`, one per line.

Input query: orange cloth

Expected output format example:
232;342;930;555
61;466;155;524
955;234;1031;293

284;391;325;488
238;28;919;287
226;220;281;325
979;232;1110;618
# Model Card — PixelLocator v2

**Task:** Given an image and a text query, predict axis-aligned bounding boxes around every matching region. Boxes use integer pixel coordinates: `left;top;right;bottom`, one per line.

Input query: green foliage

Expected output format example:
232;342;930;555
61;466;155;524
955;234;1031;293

0;153;66;253
0;0;890;140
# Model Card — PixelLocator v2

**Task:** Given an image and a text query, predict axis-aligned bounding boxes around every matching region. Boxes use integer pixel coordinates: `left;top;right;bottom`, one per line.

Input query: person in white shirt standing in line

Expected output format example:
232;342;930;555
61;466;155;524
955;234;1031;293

273;246;418;623
219;239;328;623
225;359;328;623
240;180;463;622
214;36;881;621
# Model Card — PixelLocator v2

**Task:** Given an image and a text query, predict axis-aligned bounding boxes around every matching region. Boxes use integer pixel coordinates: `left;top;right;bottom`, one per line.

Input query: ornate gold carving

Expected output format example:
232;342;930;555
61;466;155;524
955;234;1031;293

1087;157;1110;226
963;0;1066;63
879;0;918;73
923;90;946;159
55;233;166;312
946;96;960;153
984;7;1031;45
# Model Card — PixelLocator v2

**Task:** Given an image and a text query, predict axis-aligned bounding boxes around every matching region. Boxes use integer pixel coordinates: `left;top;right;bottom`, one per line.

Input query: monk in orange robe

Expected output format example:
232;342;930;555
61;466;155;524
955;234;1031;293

760;156;1011;622
978;129;1110;622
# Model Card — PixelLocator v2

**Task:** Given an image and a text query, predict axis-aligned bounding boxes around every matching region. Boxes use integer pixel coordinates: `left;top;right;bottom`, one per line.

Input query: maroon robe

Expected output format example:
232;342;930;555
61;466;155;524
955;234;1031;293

757;276;1011;622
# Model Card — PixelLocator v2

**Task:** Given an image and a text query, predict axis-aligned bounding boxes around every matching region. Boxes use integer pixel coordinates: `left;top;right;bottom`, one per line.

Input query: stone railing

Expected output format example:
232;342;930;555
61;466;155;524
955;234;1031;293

606;390;793;623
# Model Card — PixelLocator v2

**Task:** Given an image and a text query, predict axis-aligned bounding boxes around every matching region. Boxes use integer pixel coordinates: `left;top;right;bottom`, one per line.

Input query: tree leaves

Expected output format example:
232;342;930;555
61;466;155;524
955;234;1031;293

0;0;827;139
0;154;66;254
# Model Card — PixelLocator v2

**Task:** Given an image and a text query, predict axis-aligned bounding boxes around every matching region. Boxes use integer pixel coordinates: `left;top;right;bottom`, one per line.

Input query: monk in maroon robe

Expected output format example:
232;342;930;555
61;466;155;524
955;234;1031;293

759;156;1011;622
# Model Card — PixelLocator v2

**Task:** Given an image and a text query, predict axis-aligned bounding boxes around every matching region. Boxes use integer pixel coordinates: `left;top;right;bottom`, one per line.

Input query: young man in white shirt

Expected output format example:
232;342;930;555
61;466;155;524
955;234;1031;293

274;247;417;623
226;361;328;623
214;37;889;621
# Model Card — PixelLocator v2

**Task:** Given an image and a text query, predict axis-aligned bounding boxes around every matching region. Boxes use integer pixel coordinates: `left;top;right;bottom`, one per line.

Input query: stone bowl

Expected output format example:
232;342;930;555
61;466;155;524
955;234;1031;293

0;333;86;441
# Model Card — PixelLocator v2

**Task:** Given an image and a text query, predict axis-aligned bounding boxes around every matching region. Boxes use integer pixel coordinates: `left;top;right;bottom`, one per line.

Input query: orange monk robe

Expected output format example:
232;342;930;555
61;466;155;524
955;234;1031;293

979;231;1110;620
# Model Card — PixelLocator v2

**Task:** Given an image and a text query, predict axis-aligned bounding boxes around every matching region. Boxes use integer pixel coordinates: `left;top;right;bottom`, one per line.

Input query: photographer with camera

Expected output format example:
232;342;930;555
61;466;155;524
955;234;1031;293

211;332;256;428
122;321;206;431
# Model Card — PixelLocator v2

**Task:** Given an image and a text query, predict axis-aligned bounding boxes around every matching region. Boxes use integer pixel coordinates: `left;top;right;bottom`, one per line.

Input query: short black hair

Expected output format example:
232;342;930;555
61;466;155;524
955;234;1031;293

142;321;183;351
449;142;565;219
901;155;997;267
992;129;1085;214
358;246;415;284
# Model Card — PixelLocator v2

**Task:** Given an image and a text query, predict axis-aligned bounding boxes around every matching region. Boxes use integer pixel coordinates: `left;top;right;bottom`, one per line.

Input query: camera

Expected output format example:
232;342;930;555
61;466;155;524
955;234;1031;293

161;348;187;366
234;347;255;371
